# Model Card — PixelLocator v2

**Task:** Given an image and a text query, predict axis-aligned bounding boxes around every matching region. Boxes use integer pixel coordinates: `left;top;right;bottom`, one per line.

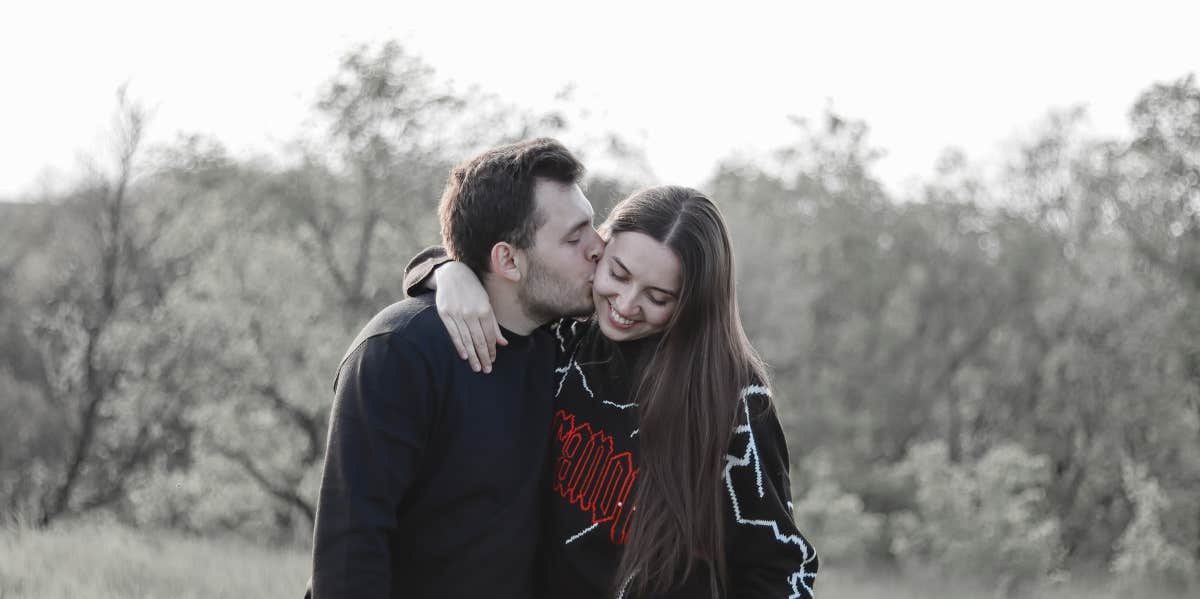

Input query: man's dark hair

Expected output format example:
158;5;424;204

438;138;585;274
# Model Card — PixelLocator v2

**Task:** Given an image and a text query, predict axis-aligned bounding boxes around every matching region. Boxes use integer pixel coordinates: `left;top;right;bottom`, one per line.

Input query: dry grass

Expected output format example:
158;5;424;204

0;523;1190;599
819;567;1189;599
0;522;309;599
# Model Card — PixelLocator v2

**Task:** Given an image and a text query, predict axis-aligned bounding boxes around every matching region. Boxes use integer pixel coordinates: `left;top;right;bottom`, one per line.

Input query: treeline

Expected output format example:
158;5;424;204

0;42;1196;595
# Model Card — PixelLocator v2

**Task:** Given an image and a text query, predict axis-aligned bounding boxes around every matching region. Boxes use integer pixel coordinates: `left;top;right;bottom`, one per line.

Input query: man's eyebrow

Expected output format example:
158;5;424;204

612;256;678;297
564;218;591;238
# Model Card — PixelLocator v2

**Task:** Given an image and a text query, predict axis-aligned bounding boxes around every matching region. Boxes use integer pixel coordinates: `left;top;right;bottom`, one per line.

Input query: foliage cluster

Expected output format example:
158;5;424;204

1;42;1197;593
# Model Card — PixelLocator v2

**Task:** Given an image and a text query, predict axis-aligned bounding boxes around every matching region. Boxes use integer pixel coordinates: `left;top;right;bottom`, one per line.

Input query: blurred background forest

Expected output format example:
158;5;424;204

1;40;1199;598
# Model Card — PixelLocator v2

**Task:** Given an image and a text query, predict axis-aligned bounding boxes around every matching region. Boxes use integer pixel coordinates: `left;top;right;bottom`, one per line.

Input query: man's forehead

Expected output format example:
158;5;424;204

534;179;593;226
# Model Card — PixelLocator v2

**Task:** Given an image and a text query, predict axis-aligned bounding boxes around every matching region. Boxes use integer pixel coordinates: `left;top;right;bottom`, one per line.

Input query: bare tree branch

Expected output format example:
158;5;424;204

39;88;148;526
255;383;324;465
215;445;315;525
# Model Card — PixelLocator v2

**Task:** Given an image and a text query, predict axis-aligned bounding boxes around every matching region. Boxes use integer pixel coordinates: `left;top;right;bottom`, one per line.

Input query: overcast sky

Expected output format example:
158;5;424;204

2;0;1198;199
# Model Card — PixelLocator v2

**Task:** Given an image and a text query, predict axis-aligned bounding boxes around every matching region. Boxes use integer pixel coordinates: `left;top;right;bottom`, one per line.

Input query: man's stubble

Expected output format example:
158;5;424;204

518;252;594;324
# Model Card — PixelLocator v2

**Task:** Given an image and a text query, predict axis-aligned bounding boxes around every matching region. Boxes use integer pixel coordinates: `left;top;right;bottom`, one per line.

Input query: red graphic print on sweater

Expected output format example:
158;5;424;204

553;409;639;544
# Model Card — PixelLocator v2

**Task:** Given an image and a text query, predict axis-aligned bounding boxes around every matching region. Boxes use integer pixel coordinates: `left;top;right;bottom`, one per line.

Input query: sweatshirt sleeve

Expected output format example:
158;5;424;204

724;385;819;599
403;245;451;298
311;333;437;599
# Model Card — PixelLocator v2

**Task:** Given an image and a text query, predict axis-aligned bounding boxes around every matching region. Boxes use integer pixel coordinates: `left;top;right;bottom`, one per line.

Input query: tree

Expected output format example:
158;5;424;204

24;87;194;525
1106;74;1200;565
171;42;467;532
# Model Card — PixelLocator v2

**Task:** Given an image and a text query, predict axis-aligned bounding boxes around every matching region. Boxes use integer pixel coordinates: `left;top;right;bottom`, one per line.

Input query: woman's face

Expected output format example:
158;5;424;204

591;231;681;342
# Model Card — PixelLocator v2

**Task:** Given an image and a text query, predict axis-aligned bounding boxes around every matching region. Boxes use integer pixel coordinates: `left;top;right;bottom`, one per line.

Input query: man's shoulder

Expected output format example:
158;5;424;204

358;295;439;338
339;295;455;365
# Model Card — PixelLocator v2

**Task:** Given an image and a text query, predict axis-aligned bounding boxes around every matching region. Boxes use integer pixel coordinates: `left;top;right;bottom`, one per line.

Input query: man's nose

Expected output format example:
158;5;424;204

586;240;602;262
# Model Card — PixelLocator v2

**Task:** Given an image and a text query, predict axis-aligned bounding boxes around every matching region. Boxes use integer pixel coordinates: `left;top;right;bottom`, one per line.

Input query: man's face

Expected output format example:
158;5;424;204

518;179;603;321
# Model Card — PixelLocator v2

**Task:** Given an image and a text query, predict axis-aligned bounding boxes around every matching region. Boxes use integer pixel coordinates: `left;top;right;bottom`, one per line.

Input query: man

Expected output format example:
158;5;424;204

309;138;603;598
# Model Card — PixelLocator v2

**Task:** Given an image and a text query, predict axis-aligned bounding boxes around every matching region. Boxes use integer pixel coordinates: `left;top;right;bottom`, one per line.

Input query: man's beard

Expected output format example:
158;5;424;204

518;255;594;324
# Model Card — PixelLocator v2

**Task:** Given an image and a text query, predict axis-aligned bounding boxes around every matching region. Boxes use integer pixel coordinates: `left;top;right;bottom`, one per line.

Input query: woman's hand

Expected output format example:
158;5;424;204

434;262;507;373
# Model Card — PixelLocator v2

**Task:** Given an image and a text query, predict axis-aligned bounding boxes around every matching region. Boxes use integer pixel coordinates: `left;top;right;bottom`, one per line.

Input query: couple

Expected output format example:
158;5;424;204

309;138;817;598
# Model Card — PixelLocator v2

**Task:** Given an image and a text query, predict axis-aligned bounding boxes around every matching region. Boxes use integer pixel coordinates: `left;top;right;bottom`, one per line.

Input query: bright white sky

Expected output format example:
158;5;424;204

2;0;1198;199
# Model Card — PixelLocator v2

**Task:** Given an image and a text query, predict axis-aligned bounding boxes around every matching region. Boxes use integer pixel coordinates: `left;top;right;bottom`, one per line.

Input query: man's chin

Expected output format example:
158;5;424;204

562;303;596;319
526;298;594;323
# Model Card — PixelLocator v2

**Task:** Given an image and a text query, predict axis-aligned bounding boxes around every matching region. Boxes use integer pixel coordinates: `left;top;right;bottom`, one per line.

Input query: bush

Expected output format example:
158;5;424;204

889;441;1063;594
791;454;885;568
1111;459;1197;591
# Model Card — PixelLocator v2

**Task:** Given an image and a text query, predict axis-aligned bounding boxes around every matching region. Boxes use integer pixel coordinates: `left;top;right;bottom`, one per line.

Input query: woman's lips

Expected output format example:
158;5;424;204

607;301;637;330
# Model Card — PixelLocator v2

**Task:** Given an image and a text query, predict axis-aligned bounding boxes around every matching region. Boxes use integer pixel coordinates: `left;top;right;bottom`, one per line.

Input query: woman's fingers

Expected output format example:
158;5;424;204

440;313;469;362
489;313;508;348
477;317;497;364
452;317;481;372
466;317;493;373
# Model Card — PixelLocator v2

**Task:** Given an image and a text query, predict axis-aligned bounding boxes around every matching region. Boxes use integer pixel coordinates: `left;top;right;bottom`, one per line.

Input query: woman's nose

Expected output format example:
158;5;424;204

613;293;637;316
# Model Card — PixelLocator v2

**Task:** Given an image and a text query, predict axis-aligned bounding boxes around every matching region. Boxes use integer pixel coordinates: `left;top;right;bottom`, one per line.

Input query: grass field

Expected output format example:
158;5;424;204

0;522;1187;598
0;522;309;598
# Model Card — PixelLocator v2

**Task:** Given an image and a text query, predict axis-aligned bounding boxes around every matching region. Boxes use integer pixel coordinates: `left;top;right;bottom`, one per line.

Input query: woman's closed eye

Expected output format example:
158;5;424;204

610;268;669;306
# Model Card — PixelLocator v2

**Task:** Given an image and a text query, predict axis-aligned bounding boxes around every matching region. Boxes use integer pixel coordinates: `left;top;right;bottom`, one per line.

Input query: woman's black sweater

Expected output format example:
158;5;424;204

540;319;818;599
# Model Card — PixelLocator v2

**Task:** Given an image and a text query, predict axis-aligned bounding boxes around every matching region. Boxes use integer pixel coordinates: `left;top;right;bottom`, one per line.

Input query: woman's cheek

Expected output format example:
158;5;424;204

591;270;614;296
649;304;676;327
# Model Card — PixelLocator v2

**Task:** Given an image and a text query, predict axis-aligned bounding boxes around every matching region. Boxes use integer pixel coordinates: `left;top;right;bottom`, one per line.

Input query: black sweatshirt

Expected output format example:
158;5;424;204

403;248;819;599
310;292;556;599
541;321;818;599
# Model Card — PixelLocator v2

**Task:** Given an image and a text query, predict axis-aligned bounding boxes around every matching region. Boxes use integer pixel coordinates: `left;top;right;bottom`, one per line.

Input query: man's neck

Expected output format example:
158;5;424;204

483;278;542;336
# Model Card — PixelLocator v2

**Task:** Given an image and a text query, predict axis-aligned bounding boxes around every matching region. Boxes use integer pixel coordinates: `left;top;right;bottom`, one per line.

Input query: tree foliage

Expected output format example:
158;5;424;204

0;42;1196;593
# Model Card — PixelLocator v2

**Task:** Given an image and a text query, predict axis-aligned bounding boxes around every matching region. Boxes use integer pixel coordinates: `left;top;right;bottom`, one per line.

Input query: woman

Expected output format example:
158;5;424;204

419;186;816;598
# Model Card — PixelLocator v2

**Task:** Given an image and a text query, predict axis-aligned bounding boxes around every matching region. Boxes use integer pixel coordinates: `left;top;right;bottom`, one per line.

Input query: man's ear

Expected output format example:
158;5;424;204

490;242;523;283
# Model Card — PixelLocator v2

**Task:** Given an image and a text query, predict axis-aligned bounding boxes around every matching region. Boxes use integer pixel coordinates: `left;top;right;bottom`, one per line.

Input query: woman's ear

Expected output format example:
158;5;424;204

490;242;523;283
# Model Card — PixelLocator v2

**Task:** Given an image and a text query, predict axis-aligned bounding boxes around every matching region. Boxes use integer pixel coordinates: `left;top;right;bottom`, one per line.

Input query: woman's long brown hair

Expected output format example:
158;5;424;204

606;186;769;598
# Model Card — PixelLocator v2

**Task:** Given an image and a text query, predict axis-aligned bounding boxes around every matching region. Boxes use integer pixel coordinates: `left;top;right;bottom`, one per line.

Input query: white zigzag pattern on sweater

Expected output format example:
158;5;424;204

554;362;572;397
726;385;816;599
739;385;771;497
551;319;582;353
555;350;636;410
614;570;636;599
564;521;601;545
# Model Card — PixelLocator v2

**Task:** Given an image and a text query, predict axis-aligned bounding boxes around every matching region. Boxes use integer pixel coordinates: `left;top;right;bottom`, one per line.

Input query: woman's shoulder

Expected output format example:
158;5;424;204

737;377;775;422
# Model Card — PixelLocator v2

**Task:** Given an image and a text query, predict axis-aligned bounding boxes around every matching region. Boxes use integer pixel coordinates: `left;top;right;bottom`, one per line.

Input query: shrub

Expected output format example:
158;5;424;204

889;441;1063;594
1111;459;1197;591
791;454;885;567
